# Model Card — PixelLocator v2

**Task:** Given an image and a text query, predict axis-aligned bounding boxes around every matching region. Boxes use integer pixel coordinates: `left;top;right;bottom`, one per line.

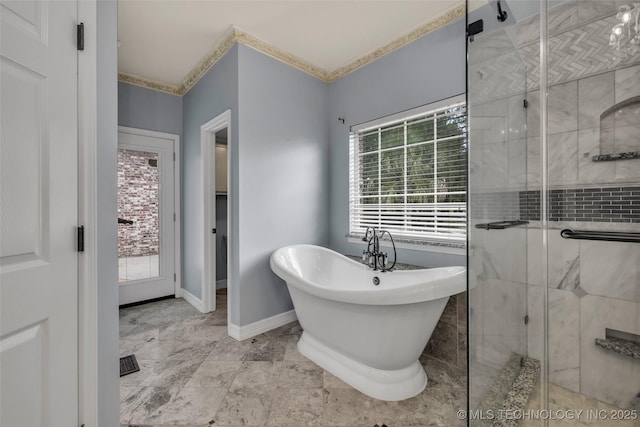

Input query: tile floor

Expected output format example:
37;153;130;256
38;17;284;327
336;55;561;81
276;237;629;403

119;291;467;427
520;381;639;427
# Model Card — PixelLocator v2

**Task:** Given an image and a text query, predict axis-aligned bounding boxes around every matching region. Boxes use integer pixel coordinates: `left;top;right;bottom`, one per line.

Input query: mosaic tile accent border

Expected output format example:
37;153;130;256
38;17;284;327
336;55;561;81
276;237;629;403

519;186;640;223
118;4;465;96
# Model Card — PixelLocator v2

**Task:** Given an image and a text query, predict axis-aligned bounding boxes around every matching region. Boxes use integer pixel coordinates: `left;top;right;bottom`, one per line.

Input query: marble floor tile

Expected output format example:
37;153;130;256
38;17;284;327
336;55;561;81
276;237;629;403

120;296;468;427
323;371;351;389
277;361;324;388
241;335;288;362
230;361;283;389
267;388;324;426
213;386;275;426
184;360;241;388
205;336;250;361
152;386;227;425
322;387;429;426
283;339;308;361
120;386;181;425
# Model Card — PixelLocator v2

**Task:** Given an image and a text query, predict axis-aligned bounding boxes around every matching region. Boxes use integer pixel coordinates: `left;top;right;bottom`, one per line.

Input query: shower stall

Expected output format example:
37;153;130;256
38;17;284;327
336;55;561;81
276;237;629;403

467;0;640;424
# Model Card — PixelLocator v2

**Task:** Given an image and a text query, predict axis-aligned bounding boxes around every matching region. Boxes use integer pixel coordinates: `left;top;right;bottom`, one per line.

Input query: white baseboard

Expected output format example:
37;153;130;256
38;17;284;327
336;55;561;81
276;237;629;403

216;279;227;289
228;309;297;341
182;288;207;313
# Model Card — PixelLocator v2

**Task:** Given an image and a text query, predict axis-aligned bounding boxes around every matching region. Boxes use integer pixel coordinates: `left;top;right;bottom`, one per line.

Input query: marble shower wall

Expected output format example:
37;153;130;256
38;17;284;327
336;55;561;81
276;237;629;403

522;0;640;410
469;0;640;411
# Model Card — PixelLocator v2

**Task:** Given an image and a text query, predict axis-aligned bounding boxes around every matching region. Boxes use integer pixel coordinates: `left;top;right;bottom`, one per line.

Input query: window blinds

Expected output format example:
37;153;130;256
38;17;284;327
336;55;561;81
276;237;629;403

349;100;467;244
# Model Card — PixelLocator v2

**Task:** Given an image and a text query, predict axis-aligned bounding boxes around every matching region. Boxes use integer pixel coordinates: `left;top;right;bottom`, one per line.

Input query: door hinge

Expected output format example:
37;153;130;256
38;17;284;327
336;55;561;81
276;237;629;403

77;226;85;252
524;314;529;325
174;212;176;221
467;19;484;42
173;152;176;161
523;99;529;109
77;23;84;51
174;273;176;282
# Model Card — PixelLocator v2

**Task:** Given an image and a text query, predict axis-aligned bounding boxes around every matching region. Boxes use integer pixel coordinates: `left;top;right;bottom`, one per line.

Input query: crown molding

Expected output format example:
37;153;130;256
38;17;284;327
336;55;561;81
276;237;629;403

118;3;465;96
326;4;465;81
117;72;181;95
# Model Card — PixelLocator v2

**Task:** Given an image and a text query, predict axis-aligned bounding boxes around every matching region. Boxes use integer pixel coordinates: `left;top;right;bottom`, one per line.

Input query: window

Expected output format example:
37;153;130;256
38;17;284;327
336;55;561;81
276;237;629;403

349;96;467;246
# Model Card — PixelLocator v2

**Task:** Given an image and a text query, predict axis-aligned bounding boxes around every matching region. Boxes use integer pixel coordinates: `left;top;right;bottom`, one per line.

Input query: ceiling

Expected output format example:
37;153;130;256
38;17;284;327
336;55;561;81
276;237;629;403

118;0;464;90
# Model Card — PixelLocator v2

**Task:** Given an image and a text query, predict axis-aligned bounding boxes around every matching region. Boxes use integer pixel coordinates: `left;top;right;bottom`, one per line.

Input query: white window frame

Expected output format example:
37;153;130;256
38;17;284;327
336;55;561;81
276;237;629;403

348;94;467;249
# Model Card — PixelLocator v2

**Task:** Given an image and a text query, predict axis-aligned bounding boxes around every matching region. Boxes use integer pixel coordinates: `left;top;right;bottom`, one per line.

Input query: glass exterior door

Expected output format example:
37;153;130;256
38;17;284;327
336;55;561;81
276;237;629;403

117;129;176;305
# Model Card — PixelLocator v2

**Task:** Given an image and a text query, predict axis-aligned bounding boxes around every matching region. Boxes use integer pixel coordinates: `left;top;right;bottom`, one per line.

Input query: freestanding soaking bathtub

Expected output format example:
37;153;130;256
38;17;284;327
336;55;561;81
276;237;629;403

270;244;466;401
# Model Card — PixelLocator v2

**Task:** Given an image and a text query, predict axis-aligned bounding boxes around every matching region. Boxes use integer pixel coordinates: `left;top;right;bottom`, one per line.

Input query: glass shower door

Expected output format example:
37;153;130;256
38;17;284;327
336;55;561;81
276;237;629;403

467;1;532;421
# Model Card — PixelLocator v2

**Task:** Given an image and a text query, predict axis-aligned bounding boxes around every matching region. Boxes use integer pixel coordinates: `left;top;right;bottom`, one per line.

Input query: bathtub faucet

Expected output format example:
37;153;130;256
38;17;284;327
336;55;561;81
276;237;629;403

361;227;396;272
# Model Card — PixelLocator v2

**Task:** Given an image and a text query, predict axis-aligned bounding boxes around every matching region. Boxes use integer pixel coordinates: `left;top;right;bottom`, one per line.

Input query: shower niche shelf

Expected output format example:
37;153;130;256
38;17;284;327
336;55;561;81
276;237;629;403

592;151;640;162
593;96;640;162
595;328;640;359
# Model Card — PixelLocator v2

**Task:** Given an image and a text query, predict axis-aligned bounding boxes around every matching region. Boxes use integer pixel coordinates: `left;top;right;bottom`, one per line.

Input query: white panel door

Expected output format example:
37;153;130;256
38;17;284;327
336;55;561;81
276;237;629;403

1;0;79;426
118;130;176;305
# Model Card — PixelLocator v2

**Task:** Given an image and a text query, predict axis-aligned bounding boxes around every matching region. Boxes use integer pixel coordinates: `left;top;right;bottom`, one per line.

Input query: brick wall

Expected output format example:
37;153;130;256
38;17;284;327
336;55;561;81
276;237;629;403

117;149;160;257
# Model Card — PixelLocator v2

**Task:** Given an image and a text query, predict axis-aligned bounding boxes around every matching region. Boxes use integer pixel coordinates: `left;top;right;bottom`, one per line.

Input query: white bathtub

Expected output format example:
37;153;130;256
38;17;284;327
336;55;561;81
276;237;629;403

270;244;466;401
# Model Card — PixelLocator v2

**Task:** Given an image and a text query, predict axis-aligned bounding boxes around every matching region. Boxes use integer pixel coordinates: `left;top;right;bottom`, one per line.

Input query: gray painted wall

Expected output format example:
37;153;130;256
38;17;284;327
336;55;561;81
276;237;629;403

236;44;329;325
181;46;239;325
328;18;467;268
118;82;183;136
97;1;119;425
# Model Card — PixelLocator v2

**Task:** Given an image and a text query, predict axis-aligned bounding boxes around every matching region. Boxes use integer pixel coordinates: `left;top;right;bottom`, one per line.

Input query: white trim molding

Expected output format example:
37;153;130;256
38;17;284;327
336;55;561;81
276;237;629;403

182;288;206;314
78;0;98;425
201;110;232;314
228;310;298;342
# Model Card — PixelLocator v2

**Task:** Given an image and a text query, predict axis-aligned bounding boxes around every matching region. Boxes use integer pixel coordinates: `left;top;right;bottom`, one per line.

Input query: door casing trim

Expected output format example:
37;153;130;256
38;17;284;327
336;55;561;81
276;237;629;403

201;110;231;315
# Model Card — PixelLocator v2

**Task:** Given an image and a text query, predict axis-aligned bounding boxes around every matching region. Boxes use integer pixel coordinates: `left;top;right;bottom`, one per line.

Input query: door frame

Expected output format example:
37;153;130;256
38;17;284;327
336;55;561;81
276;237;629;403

117;126;182;300
201;110;231;314
77;1;98;425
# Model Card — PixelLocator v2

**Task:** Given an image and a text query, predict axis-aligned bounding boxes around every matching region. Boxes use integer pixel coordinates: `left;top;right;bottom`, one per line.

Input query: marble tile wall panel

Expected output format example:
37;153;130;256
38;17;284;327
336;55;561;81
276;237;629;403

580;239;640;302
548;131;579;186
577;0;620;25
615;64;640;103
547;290;581;392
526;285;544;360
469;191;521;220
548;230;581;292
474;228;527;284
578;71;615;131
526;90;541;138
526;227;542;287
508;138;527;189
615;155;640;181
480;279;528;369
548;81;578;135
526;287;580;393
579;295;640;408
526;137;541;188
468;28;518;65
578;128;616;184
